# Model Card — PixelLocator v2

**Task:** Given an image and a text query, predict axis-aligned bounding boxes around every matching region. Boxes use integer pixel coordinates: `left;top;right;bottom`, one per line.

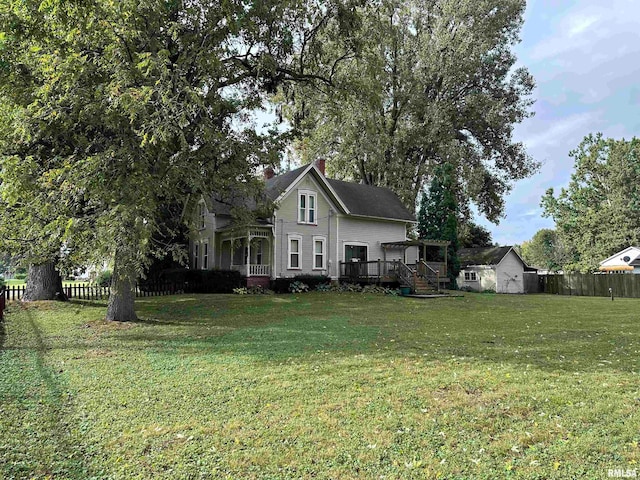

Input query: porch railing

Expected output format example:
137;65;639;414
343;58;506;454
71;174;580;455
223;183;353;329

249;264;271;276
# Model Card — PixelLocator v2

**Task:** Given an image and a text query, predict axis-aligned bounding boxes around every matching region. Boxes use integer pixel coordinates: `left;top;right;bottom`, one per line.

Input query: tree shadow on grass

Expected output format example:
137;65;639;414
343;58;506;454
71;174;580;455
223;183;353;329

2;309;98;479
51;294;640;374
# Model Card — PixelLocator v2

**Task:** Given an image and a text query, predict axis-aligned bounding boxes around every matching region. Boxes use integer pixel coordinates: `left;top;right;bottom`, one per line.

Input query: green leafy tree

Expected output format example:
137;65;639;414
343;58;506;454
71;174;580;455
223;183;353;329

459;222;493;248
287;0;537;220
541;134;640;272
417;163;460;283
519;229;571;272
0;0;361;320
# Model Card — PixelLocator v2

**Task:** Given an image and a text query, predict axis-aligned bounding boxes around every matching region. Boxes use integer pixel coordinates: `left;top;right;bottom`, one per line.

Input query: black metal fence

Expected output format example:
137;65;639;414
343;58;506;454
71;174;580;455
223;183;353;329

1;282;185;302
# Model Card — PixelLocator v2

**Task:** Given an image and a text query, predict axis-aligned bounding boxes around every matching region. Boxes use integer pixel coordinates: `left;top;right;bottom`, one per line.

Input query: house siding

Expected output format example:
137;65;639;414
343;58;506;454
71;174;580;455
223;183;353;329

458;266;496;292
496;250;525;294
338;217;411;264
274;175;339;278
190;203;216;270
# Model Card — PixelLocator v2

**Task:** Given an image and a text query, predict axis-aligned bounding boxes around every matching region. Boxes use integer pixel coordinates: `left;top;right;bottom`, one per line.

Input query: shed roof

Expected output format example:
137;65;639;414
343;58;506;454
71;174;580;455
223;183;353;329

458;246;514;267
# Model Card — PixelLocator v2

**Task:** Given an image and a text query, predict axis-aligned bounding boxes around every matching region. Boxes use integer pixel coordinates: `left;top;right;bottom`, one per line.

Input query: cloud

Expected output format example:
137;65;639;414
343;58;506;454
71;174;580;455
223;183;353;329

567;15;600;37
519;112;599;151
526;0;640;63
521;208;542;218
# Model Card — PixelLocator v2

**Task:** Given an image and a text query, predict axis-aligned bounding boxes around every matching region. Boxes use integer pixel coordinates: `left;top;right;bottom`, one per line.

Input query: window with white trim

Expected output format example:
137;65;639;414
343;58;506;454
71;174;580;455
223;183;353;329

298;190;317;224
288;235;302;269
193;243;199;270
464;271;478;281
313;236;326;270
203;242;209;269
198;203;206;229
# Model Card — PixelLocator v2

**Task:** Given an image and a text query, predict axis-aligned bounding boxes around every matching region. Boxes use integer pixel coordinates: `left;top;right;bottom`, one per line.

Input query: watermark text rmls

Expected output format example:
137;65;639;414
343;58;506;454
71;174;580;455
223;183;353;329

608;469;638;478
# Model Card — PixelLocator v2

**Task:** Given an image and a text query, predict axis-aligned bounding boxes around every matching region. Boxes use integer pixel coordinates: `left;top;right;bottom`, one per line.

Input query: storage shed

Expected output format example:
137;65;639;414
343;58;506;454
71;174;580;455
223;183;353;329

458;246;536;294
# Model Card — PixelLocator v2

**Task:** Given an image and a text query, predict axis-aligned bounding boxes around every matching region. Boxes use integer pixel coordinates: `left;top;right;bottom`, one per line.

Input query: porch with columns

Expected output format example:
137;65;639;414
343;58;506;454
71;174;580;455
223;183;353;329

220;228;273;279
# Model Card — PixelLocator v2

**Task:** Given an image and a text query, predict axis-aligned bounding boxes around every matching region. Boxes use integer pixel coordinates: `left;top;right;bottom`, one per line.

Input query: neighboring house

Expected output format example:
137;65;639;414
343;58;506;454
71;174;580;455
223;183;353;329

458;246;536;294
599;246;640;274
190;160;421;287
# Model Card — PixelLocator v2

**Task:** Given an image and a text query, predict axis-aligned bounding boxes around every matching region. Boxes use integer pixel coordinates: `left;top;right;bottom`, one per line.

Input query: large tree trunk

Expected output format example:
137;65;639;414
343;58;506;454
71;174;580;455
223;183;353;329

106;252;137;322
23;261;66;301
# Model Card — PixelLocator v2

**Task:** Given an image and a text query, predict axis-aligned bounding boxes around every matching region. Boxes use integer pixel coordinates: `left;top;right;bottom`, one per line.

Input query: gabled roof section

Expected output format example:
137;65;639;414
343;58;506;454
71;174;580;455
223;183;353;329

599;246;640;266
264;164;308;201
265;163;415;222
459;246;515;267
326;179;415;222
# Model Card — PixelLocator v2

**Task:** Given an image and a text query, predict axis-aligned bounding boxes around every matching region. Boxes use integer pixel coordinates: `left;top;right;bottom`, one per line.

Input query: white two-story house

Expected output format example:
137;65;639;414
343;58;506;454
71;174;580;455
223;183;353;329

190;160;426;287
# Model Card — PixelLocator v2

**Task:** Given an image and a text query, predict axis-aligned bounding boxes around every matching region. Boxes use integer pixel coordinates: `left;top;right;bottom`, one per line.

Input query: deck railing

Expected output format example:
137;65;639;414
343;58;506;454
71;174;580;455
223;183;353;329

396;262;416;292
339;260;401;280
418;261;440;292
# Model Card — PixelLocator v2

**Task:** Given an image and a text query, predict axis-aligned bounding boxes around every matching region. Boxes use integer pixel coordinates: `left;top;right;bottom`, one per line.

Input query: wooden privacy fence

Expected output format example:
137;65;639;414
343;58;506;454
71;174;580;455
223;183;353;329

539;273;640;298
2;282;183;302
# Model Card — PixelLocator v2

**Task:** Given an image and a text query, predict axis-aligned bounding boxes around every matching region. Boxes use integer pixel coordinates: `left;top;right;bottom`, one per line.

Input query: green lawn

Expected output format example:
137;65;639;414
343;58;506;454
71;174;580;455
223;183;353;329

1;293;639;479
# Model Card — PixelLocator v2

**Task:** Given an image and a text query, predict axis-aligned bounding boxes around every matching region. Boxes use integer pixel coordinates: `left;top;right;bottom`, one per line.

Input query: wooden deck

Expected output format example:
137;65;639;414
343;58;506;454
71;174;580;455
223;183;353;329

339;260;449;292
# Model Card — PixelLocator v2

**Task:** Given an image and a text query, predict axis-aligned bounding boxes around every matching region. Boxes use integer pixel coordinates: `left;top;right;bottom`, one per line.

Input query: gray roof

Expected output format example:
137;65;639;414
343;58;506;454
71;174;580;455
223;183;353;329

209;190;260;216
211;163;415;222
265;165;308;201
325;178;415;221
458;246;514;267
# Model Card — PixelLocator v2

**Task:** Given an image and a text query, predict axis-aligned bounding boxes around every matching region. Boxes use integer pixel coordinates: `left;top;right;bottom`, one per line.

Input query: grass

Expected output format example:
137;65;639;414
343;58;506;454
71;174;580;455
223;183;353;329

1;292;639;479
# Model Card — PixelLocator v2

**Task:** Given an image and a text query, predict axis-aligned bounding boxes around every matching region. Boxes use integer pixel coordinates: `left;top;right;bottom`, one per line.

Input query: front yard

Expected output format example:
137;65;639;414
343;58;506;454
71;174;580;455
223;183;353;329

1;292;639;479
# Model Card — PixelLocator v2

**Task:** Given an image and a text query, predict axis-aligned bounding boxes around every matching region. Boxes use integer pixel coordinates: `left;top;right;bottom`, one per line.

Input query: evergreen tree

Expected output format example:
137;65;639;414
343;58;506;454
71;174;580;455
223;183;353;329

417;163;460;284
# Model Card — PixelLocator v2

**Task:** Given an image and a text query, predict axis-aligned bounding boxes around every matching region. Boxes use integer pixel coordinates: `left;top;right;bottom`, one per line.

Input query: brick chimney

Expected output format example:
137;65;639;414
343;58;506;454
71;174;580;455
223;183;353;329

264;166;275;180
315;158;326;176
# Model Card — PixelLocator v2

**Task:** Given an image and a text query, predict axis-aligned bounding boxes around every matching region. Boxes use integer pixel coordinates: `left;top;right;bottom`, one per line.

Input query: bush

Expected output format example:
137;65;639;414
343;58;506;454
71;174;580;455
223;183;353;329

0;276;4;287
233;285;274;295
14;273;27;280
313;282;400;295
288;281;309;293
271;275;330;293
95;270;113;287
147;268;245;294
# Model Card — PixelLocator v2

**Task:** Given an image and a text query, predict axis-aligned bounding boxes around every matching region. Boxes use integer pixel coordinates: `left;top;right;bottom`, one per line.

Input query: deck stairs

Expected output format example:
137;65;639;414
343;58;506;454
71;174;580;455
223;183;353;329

398;261;447;294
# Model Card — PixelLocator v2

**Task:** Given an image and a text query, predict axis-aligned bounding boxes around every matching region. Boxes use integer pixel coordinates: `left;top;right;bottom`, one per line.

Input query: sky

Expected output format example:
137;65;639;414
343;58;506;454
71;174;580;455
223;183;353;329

479;0;640;245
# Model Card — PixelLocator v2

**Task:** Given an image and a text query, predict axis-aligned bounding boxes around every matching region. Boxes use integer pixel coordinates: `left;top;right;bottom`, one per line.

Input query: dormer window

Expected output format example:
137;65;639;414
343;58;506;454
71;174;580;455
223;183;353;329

298;190;317;224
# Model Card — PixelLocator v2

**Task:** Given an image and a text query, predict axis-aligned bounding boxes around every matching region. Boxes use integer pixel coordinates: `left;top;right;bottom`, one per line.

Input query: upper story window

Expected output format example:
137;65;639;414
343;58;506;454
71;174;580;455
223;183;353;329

198;203;206;229
298;190;317;224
